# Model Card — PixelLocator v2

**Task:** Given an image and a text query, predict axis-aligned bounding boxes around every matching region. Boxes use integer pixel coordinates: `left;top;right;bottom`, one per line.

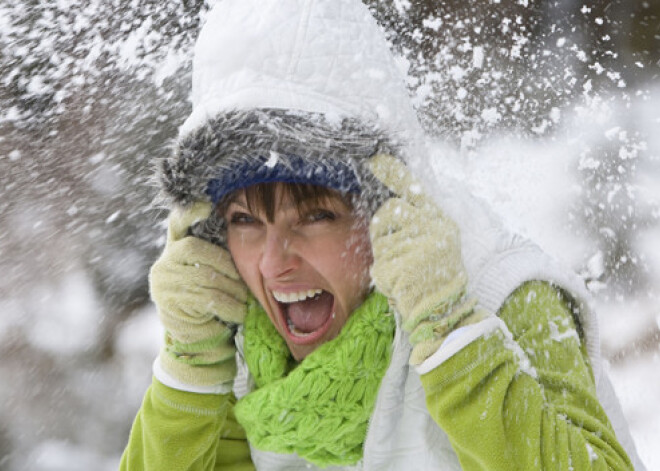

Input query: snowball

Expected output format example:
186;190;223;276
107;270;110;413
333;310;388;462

449;65;466;82
105;210;121;224
265;151;279;168
422;17;443;31
26;272;102;356
481;108;501;125
472;46;484;69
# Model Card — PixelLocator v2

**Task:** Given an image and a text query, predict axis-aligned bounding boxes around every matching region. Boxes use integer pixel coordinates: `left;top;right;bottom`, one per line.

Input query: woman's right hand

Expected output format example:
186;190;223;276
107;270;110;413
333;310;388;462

150;202;248;389
368;155;487;365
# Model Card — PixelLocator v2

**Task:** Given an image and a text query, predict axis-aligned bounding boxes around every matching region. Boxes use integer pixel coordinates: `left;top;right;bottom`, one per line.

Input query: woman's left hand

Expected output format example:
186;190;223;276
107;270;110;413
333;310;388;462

368;154;486;364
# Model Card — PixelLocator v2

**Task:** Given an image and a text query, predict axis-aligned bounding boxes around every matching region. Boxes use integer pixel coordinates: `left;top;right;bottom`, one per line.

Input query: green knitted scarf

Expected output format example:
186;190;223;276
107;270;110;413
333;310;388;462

234;292;395;468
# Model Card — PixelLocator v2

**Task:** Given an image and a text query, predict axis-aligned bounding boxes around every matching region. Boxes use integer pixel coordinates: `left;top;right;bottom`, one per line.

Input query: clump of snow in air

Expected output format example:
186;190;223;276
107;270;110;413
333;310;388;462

24;272;103;356
1;1;658;470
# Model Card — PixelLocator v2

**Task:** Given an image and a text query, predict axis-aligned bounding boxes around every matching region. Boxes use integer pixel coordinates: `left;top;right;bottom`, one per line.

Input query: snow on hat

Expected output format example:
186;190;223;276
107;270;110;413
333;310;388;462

178;0;420;139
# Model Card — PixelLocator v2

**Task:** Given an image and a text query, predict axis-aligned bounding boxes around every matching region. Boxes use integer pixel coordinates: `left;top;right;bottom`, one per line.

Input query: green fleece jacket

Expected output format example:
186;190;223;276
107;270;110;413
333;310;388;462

120;282;633;470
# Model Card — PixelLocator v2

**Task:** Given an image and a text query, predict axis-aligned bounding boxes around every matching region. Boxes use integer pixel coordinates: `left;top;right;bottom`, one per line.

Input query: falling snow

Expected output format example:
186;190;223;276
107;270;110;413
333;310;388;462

1;1;658;470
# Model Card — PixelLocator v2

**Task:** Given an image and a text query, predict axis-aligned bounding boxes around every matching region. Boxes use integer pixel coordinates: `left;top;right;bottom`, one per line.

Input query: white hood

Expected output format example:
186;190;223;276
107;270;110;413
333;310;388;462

180;0;422;142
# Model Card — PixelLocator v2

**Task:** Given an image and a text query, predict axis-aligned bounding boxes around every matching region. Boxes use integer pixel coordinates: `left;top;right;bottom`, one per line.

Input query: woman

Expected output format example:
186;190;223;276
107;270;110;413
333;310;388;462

121;0;644;469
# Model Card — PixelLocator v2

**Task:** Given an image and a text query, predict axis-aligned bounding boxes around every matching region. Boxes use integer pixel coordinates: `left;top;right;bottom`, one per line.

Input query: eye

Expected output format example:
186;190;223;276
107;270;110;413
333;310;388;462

228;211;257;225
303;209;336;224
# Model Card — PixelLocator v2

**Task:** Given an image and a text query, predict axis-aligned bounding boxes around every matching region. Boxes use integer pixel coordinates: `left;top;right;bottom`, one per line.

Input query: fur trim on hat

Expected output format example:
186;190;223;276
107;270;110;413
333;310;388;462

158;108;401;245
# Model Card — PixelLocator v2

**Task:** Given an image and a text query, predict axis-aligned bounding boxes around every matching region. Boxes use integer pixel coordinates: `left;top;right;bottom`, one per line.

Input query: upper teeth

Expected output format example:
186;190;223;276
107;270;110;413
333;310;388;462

272;289;323;303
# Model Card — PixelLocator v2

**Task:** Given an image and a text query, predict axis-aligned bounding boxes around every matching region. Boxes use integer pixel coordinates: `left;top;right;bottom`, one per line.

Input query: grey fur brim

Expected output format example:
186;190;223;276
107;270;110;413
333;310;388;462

159;108;400;246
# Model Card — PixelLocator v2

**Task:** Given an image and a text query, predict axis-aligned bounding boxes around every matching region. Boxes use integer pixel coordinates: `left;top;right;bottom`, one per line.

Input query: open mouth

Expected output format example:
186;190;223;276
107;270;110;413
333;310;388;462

272;289;336;345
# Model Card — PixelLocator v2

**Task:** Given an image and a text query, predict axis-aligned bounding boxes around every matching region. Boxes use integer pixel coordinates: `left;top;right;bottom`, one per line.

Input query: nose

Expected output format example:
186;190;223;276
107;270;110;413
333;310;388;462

258;226;299;279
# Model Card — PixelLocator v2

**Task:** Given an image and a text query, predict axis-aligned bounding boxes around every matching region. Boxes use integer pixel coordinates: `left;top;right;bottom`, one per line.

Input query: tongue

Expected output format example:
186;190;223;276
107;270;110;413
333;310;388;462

286;291;334;333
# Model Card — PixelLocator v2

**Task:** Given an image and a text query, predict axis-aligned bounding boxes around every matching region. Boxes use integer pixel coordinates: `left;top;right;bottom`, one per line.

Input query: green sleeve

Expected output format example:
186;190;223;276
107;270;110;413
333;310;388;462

421;281;633;471
120;378;254;471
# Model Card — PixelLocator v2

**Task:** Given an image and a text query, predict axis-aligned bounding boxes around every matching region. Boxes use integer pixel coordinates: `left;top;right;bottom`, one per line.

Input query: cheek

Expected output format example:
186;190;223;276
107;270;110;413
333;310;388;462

330;232;372;293
358;232;374;268
345;229;373;274
227;234;256;286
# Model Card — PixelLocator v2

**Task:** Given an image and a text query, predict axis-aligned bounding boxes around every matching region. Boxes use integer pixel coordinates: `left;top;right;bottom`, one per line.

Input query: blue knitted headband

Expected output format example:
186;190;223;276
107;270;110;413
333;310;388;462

206;153;362;204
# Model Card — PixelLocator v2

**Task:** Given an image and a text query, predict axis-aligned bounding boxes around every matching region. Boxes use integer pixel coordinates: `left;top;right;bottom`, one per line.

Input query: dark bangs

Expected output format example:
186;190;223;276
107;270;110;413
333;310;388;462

225;182;354;222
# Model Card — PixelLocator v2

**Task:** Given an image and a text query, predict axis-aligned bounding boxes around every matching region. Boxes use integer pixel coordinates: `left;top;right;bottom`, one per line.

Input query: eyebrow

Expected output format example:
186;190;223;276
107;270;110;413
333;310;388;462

227;199;248;209
226;197;301;214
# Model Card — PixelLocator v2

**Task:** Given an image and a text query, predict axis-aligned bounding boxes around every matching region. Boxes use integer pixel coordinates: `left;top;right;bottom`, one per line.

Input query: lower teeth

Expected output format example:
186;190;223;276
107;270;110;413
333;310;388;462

287;318;313;337
286;314;336;338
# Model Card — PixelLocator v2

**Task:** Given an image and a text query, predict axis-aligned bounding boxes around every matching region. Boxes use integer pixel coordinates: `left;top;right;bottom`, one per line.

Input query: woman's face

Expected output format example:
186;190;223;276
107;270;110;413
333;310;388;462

225;185;373;361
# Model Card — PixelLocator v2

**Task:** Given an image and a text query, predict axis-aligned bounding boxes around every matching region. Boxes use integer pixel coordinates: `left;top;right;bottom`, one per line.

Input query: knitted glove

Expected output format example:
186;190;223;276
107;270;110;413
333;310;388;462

150;202;248;388
368;154;489;365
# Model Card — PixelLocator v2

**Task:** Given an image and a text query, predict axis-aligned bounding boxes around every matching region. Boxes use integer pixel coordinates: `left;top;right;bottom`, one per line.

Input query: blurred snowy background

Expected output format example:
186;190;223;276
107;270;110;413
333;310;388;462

0;1;658;470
